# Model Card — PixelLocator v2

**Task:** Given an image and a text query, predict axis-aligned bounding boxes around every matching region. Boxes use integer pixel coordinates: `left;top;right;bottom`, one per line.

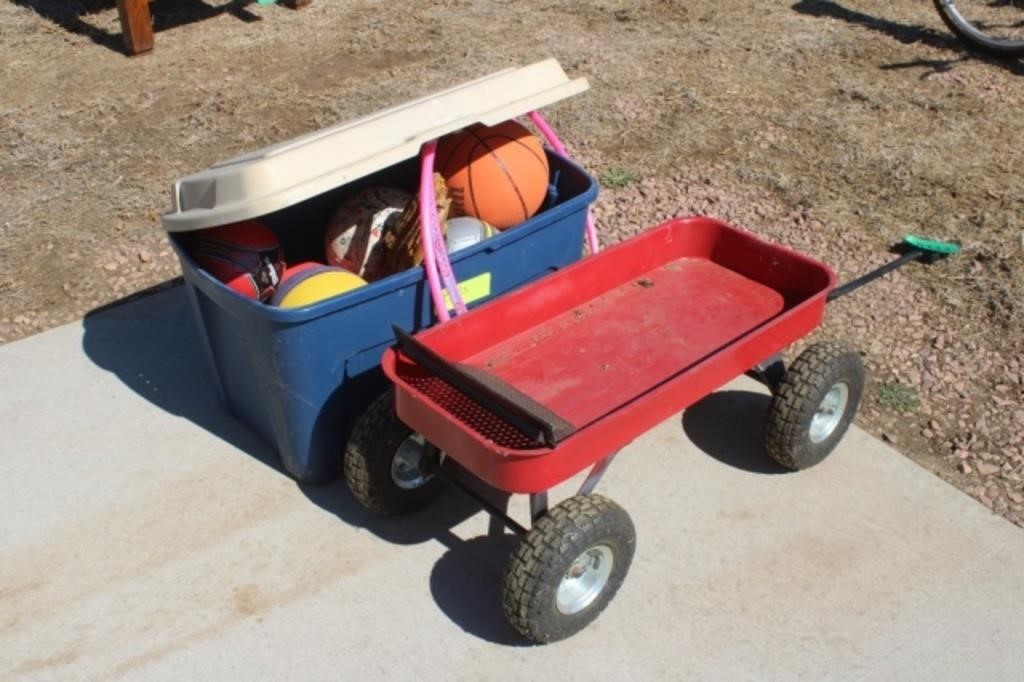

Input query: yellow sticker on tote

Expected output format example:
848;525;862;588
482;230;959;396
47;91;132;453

444;272;492;311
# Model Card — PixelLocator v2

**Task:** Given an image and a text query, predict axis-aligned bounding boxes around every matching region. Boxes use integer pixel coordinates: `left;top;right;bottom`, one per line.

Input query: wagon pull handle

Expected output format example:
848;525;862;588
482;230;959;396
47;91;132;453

827;234;960;302
391;325;577;448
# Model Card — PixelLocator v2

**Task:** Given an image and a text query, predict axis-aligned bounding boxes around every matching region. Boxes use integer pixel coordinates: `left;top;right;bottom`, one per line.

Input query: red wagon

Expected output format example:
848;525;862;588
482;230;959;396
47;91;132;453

343;216;879;642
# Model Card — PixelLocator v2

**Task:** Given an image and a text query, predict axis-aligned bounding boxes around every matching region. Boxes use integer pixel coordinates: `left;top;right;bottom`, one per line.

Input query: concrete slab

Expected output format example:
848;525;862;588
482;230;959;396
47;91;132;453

2;284;1022;680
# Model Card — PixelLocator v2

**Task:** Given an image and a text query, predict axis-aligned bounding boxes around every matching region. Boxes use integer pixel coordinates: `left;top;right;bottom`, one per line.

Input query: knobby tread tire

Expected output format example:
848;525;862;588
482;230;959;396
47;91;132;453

502;494;635;643
344;390;441;515
764;341;864;471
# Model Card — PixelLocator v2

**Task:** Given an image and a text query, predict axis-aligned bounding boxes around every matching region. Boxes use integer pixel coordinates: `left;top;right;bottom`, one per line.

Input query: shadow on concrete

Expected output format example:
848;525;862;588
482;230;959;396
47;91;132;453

11;0;263;55
81;280;480;515
298;475;483;546
294;458;525;643
429;532;527;646
425;477;534;646
81;279;285;471
791;0;1024;76
681;390;789;475
79;282;485;545
81;282;521;642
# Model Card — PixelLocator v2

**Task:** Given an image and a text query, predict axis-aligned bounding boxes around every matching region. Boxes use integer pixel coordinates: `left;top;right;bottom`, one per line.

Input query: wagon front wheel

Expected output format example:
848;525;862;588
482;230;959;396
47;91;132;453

344;389;443;515
763;341;865;471
502;494;636;643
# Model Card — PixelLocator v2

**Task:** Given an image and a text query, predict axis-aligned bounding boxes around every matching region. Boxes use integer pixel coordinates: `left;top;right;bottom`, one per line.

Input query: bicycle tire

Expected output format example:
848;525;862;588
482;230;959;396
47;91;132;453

934;0;1024;57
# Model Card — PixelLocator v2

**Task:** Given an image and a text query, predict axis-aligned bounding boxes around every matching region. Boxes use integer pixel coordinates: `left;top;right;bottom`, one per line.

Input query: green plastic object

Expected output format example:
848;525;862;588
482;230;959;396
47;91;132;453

256;0;276;5
903;234;960;255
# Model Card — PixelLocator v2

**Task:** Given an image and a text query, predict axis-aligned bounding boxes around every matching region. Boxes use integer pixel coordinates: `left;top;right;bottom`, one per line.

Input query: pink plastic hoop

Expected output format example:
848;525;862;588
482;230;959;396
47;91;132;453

419;141;467;321
527;110;600;255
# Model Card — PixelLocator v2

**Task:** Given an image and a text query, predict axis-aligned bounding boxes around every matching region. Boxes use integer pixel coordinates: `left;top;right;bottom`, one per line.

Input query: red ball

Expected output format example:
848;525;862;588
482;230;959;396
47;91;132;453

436;120;550;230
186;219;285;301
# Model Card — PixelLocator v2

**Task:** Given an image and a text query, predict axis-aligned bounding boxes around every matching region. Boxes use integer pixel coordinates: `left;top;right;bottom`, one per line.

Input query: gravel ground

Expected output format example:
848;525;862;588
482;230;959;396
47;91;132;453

586;152;1024;526
1;0;1021;526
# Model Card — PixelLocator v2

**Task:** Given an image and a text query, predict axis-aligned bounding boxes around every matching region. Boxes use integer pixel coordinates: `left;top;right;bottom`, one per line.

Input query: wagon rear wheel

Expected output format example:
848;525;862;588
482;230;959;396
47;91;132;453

344;389;443;515
502;494;635;643
763;341;864;471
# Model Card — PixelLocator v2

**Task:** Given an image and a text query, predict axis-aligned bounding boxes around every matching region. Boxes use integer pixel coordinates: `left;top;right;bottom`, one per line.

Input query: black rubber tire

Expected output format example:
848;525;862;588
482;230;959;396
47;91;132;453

934;0;1024;57
343;389;443;515
763;342;864;471
502;494;635;643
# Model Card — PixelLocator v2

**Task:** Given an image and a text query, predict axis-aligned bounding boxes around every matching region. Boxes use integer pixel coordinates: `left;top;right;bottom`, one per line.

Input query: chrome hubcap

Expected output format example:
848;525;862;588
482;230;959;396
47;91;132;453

556;545;614;615
809;383;849;443
390;434;432;490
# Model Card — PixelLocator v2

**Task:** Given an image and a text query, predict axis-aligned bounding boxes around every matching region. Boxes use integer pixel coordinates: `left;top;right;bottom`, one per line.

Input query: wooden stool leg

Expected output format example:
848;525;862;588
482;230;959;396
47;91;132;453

116;0;154;55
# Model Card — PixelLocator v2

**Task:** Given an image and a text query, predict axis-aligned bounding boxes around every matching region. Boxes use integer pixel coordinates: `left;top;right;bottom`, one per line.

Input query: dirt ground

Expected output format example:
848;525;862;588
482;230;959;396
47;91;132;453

1;0;1022;524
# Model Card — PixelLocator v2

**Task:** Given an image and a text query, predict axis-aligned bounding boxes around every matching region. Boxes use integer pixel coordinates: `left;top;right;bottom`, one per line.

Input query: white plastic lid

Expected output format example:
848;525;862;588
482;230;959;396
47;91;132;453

161;58;589;233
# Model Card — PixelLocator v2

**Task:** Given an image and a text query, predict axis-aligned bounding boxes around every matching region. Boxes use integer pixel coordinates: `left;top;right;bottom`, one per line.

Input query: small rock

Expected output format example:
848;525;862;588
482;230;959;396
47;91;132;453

976;462;1001;476
958;461;973;474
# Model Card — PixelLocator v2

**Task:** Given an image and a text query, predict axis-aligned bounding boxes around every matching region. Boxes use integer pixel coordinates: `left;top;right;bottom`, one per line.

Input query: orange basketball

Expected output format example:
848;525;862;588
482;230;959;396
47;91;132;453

436;120;550;230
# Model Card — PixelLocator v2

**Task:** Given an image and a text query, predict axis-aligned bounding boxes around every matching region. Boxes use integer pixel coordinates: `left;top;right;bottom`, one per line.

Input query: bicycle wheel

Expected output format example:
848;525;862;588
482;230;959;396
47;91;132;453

934;0;1024;56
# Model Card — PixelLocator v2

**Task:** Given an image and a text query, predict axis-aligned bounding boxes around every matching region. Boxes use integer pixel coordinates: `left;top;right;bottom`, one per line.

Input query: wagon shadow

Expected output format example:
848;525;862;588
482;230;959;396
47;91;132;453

429;532;528;646
80;281;483;542
82;279;287;470
11;0;263;55
301;474;528;644
682;389;789;475
791;0;1024;76
82;283;523;642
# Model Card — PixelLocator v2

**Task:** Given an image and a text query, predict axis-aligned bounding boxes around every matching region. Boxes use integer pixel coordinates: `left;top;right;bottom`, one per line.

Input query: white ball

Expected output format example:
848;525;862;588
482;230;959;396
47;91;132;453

445;216;495;254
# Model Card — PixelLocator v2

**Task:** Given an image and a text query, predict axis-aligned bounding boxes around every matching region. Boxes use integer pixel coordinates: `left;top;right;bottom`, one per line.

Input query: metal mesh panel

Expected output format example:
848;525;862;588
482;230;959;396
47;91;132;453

405;374;544;451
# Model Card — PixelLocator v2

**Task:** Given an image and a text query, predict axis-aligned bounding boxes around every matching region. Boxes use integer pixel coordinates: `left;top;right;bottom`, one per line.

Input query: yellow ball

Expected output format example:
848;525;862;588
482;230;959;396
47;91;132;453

272;264;366;309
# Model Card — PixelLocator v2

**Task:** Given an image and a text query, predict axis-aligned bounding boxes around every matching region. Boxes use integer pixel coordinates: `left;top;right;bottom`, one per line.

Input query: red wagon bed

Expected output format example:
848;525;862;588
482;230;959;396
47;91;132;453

382;216;836;493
